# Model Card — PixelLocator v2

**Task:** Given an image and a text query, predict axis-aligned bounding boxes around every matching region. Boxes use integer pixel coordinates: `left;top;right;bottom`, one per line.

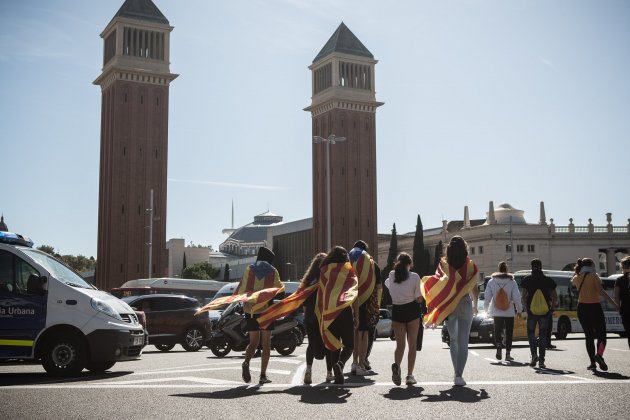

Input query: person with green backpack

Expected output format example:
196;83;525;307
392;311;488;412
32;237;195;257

521;258;558;369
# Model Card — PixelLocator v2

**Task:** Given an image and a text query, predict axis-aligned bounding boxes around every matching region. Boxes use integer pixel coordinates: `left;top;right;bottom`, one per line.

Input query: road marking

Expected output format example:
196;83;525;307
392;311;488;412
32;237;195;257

99;376;242;385
609;348;630;352
5;378;630;390
292;362;307;385
470;351;479;356
129;366;292;376
484;358;496;362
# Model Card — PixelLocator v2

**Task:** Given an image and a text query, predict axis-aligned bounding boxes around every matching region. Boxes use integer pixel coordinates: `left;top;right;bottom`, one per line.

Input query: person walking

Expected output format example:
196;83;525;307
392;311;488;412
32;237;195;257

318;246;359;385
421;236;479;387
349;240;380;377
521;258;557;369
484;261;522;362
298;253;333;384
384;252;422;386
613;256;630;349
572;258;619;371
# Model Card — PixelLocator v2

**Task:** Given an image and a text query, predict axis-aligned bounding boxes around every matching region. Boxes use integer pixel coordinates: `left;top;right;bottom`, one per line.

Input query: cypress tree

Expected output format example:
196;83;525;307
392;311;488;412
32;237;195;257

433;241;443;272
411;214;426;275
182;253;187;271
223;263;230;282
383;223;398;280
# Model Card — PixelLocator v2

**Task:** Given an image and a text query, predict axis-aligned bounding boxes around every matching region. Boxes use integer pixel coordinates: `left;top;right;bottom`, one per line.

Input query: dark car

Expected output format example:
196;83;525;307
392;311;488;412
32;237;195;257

122;294;212;352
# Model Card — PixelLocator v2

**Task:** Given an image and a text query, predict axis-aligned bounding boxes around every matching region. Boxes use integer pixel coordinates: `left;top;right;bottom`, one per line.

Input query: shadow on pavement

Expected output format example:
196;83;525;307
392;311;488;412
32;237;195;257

172;385;352;404
592;371;630;380
383;386;424;400
533;367;575;376
0;370;132;386
422;386;489;403
488;361;530;367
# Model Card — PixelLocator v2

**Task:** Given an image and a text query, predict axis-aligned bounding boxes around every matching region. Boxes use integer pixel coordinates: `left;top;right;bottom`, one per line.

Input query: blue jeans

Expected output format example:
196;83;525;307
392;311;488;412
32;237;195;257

445;295;474;377
527;314;549;360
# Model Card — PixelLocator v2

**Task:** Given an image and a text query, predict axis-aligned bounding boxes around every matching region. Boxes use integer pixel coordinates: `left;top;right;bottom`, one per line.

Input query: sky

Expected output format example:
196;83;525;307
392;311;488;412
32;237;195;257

1;0;629;258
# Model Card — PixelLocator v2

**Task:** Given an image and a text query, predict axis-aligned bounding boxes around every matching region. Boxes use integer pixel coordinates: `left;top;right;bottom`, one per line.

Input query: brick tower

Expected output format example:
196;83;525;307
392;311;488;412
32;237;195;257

93;0;177;291
305;23;383;253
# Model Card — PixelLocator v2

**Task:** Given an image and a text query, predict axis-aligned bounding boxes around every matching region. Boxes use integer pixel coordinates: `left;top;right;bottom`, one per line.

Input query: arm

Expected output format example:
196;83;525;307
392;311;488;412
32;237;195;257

551;289;558;310
471;283;479;316
613;286;621;311
352;297;360;328
512;283;523;314
483;282;493;313
596;280;619;310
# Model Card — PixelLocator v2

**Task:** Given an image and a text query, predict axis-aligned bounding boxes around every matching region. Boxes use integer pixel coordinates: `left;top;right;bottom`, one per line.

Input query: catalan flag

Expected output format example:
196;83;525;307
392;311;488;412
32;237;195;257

257;282;319;330
349;247;376;307
316;262;358;351
196;261;284;315
421;257;479;327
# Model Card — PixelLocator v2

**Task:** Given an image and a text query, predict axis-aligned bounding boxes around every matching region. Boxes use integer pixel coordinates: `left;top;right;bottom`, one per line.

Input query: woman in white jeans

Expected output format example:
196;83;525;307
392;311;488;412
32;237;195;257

422;236;479;387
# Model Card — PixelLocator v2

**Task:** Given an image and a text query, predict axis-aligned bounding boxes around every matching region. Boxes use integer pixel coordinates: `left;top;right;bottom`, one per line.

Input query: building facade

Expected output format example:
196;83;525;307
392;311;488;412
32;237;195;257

305;23;383;253
377;201;630;279
93;0;177;291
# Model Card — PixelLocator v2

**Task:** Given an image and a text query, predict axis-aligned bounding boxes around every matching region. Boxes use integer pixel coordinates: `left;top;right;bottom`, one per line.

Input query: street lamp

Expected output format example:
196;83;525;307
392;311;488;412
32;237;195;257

313;134;346;251
286;262;297;281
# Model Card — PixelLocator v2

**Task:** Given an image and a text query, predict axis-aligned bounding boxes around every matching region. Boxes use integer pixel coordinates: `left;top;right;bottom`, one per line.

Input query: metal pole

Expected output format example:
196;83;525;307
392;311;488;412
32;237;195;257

509;215;514;265
325;140;331;251
148;189;153;279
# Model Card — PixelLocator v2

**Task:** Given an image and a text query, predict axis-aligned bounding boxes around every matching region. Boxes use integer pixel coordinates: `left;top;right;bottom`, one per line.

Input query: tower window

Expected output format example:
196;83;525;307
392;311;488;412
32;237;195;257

124;93;127;103
155;149;158;159
103;32;116;66
517;245;524;252
528;245;535;253
122;204;125;214
140;96;143;105
123;146;126;156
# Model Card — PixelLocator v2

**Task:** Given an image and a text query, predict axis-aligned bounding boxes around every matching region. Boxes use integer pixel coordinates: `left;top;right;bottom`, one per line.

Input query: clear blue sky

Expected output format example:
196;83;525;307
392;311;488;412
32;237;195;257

1;0;628;258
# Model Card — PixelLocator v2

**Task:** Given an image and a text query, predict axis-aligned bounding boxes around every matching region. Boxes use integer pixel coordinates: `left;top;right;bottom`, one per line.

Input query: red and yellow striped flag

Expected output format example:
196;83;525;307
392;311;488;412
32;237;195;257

349;248;376;306
421;257;478;327
196;262;283;315
316;262;358;351
257;283;319;330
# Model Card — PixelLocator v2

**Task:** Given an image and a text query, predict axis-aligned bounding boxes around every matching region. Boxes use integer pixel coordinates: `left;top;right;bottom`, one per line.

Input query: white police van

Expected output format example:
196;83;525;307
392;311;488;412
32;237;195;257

0;231;145;376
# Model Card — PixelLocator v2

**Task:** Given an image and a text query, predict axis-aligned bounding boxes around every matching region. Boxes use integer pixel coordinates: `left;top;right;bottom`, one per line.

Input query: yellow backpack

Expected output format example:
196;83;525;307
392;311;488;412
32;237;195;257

530;289;549;315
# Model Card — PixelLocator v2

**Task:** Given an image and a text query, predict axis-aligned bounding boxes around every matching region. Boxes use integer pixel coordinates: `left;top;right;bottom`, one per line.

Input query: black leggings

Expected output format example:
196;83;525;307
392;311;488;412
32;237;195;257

494;316;515;352
577;303;607;363
305;317;332;371
621;309;630;349
327;307;354;368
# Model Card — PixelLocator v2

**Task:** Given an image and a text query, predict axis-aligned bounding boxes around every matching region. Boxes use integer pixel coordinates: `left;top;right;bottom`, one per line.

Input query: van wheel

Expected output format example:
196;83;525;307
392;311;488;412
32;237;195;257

42;335;86;376
555;317;570;340
181;326;204;352
86;360;116;373
155;343;175;352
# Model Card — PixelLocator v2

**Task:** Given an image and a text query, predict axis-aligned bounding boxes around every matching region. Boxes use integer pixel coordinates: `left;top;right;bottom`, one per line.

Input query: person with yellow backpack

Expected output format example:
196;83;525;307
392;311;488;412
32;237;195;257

484;261;522;362
520;258;558;369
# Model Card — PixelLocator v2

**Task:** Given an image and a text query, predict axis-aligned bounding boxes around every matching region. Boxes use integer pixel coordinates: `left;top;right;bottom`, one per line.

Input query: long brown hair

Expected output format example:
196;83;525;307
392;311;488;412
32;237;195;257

446;236;468;270
299;253;327;288
321;246;349;266
393;252;412;284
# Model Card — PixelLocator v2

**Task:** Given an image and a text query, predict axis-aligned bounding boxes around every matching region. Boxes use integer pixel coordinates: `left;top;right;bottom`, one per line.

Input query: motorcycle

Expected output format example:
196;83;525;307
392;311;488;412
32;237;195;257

208;302;300;357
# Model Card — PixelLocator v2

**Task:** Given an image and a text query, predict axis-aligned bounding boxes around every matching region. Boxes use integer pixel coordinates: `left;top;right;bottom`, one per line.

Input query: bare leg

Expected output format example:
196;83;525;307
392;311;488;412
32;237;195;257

244;330;260;364
260;330;272;375
392;321;407;366
357;330;368;368
405;319;419;376
352;328;360;365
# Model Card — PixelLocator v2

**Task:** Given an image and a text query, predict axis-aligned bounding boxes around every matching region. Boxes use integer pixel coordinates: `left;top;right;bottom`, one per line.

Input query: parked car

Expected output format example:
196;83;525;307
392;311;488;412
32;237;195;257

121;294;212;352
441;299;493;346
376;309;394;340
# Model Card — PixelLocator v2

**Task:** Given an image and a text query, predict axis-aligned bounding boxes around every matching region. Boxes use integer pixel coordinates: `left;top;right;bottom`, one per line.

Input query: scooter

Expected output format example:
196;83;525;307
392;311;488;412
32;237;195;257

208;302;299;358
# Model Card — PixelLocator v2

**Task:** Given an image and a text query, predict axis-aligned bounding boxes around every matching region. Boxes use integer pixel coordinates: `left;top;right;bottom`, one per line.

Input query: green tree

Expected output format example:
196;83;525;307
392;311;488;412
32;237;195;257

382;223;398;280
223;263;230;282
411;214;428;275
182;261;220;280
36;245;96;273
433;241;443;273
182;253;187;271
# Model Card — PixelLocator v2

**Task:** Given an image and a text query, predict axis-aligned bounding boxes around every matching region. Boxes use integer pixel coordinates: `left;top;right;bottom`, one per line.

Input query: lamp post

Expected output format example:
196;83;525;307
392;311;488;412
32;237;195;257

286;262;297;281
313;134;346;251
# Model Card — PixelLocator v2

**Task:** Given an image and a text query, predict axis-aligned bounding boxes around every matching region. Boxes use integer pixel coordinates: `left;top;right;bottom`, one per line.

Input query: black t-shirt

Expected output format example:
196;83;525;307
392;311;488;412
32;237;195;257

615;273;630;313
521;270;557;316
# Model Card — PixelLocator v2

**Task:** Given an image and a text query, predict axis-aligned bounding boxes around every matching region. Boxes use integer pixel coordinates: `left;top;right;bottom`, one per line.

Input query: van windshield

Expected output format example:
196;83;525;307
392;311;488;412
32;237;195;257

21;248;96;290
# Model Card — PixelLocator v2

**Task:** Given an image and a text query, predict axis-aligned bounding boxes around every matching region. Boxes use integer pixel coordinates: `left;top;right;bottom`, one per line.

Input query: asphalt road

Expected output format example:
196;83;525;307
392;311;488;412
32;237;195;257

2;329;629;419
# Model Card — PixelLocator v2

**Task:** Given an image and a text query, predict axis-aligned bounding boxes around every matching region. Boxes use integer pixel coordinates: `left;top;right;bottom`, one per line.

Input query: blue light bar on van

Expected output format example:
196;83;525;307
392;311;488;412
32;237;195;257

0;231;34;247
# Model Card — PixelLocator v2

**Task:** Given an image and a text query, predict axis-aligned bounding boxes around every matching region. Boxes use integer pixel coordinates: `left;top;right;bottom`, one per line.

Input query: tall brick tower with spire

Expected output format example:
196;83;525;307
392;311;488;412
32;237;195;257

93;0;177;291
305;23;383;253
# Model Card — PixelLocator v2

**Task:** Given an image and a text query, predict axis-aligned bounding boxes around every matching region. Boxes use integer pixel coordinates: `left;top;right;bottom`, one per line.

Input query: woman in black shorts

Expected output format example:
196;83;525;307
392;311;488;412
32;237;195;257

384;252;423;386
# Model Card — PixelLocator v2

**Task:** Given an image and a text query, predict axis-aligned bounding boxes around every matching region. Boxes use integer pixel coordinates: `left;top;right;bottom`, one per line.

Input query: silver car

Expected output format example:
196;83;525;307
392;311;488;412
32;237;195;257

376;309;395;340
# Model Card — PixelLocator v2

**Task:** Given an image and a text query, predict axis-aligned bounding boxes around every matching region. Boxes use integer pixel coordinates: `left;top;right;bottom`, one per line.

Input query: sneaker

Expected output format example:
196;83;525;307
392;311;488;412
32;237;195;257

364;359;372;370
350;362;357;375
242;362;251;383
529;355;539;367
303;368;312;385
496;346;503;360
405;375;417;385
333;362;344;385
587;364;597;371
391;363;401;386
325;371;334;382
355;366;369;376
595;354;608;371
505;352;514;362
259;375;271;385
454;376;466;386
538;360;546;369
546;344;557;350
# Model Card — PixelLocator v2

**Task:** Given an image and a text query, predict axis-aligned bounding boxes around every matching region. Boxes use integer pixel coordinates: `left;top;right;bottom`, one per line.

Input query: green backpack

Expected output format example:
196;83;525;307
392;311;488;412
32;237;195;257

530;289;549;316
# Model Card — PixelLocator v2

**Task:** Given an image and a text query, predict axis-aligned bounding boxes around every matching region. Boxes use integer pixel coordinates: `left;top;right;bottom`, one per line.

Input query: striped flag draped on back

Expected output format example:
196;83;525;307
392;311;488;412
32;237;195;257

196;261;283;315
421;257;479;327
349;247;376;307
316;262;358;351
257;282;319;330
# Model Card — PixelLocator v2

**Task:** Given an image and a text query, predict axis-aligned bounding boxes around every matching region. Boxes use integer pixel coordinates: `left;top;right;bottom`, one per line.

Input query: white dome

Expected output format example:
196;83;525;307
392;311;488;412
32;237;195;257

492;203;527;224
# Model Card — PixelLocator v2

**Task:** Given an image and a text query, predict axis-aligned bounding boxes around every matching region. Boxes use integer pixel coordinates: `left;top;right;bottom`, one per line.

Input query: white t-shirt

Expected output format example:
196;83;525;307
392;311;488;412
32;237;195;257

385;271;421;305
